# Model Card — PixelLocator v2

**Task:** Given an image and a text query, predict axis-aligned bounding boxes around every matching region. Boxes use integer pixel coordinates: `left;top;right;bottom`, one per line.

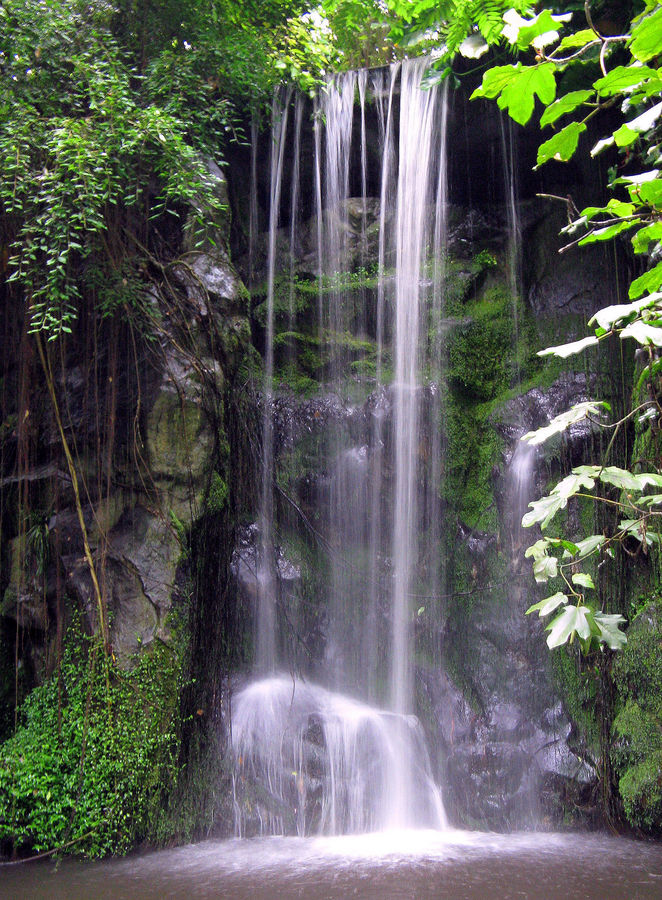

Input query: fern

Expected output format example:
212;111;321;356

442;0;535;56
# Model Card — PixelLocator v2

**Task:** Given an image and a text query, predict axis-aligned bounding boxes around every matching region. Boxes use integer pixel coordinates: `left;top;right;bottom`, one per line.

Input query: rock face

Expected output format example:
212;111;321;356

1;162;252;666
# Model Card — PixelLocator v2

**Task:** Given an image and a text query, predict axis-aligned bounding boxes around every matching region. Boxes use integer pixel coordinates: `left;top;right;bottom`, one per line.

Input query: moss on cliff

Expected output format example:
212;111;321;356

611;598;662;832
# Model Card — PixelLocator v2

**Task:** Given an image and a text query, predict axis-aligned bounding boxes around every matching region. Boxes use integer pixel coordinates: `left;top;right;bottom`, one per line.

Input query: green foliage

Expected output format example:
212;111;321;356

0;0;228;340
612;600;662;831
0;626;182;857
460;1;662;655
386;0;533;60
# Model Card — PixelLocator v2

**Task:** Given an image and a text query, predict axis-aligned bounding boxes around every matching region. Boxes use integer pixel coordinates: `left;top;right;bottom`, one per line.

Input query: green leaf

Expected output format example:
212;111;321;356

523;495;563;530
471;64;521;100
533;554;558;583
537;335;600;358
599;466;641;490
620;519;661;546
614;124;639;148
579;220;639;245
619;320;662;345
536;122;586;167
551;538;581;555
540;91;594;128
633;223;662;254
555;29;597;52
637;178;662;208
629;262;662;299
573;534;607;557
593;612;627;650
572;572;595;589
594;65;659;97
526;592;568;617
523;468;600;530
629;5;662;63
589;295;657;329
497;63;556;126
546;605;581;649
521;401;608;446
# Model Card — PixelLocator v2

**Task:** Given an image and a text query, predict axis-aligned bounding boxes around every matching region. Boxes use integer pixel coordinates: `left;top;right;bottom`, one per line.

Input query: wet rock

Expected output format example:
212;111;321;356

230;523;301;608
527;207;620;320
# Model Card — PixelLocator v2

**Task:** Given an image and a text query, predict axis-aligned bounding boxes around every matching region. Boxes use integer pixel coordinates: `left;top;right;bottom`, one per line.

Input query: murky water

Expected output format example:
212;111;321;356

4;830;662;900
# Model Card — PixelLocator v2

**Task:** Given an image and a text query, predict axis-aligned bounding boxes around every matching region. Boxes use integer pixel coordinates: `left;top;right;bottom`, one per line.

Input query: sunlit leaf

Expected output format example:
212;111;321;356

521;401;608;445
588;295;659;329
599;466;643;490
533;553;558;583
540;90;593;128
523;494;562;530
459;34;489;58
572;572;595;589
619;320;662;345
536;122;586;167
591;135;614;157
502;9;571;51
537;335;600;358
573;535;607;557
594;65;659;97
525;538;552;559
546;604;581;648
526;592;568;617
629;262;662;299
629;5;662;63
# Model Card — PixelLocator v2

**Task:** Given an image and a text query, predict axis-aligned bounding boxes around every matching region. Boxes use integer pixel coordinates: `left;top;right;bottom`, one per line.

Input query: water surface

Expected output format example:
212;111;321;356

4;829;662;899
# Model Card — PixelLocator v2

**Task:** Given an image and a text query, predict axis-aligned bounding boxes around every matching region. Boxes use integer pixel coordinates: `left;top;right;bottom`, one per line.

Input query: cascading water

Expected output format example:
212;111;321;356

234;60;451;837
255;87;292;674
499;113;537;552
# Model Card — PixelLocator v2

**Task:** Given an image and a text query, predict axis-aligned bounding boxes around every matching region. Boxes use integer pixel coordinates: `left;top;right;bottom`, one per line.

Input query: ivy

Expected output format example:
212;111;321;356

0;625;183;857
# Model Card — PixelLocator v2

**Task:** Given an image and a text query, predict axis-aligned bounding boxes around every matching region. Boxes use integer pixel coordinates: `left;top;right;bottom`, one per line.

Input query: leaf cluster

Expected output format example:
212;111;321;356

0;627;182;857
462;2;662;655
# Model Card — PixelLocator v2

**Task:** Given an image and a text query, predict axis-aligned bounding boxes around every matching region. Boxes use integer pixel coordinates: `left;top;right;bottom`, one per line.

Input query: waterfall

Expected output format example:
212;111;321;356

236;60;451;836
255;87;292;674
499;113;536;551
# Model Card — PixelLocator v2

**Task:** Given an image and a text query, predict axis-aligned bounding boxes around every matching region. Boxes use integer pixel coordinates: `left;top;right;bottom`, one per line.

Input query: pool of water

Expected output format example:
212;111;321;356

4;829;662;899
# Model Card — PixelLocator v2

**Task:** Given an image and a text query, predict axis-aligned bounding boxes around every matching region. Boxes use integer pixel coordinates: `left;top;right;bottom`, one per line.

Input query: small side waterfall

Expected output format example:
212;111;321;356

255;88;292;674
236;60;452;837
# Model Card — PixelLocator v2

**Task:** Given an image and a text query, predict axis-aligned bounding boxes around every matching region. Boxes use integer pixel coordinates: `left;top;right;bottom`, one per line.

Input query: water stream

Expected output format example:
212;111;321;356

241;60;453;837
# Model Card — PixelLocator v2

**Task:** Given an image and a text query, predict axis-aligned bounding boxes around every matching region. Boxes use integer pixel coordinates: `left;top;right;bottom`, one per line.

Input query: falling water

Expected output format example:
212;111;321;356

499;114;536;548
239;60;451;836
255;87;292;674
233;676;444;837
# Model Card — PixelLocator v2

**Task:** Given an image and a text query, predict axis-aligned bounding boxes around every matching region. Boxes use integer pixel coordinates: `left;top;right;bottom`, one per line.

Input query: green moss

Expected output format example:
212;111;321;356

611;598;662;832
552;647;601;755
206;471;229;513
